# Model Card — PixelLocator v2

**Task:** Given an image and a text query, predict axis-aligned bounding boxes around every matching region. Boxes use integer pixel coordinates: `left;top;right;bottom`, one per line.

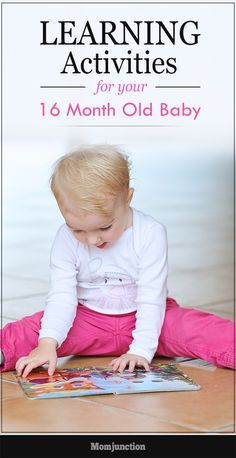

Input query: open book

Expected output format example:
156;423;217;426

15;363;200;399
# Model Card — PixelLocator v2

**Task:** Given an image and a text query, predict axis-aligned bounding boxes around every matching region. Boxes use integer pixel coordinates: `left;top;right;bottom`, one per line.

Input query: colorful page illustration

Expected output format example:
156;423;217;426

15;364;201;399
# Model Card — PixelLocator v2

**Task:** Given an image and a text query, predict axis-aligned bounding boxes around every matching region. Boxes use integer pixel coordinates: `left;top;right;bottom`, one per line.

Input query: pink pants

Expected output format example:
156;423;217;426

1;298;235;371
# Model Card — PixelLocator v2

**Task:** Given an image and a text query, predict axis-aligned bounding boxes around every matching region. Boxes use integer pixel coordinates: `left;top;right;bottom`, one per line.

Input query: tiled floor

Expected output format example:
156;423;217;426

1;355;235;433
1;142;235;433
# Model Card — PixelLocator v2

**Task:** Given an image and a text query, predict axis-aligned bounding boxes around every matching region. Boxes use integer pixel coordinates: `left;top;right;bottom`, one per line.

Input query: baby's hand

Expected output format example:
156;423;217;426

110;353;150;373
15;337;58;378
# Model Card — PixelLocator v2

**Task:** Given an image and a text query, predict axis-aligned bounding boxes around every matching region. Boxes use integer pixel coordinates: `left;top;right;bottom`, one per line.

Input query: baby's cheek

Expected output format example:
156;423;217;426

110;228;122;241
75;233;86;243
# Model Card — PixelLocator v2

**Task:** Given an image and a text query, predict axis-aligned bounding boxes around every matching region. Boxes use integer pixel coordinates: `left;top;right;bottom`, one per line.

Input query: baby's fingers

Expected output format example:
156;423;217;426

110;358;122;372
139;360;150;372
145;362;150;371
22;361;40;378
118;359;129;373
128;360;136;372
110;358;119;370
16;356;45;377
15;357;29;376
48;357;57;376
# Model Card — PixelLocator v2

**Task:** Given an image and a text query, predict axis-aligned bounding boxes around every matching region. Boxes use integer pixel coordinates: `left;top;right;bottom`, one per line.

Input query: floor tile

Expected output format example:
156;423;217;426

2;357;234;433
1;379;24;402
1;372;18;383
2;394;195;433
211;424;235;433
222;425;235;432
69;358;234;432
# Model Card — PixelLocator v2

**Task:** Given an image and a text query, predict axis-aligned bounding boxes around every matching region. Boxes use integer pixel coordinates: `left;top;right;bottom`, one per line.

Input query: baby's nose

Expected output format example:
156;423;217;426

86;232;100;246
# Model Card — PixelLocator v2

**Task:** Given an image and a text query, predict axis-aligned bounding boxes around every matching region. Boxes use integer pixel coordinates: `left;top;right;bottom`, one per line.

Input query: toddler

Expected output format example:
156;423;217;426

1;144;235;377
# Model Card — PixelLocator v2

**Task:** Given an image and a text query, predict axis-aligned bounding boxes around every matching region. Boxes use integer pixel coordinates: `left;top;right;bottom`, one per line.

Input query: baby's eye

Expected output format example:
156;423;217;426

101;225;112;231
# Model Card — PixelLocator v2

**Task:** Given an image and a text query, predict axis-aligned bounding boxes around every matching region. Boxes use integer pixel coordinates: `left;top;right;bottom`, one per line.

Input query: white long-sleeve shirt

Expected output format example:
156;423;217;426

39;208;168;363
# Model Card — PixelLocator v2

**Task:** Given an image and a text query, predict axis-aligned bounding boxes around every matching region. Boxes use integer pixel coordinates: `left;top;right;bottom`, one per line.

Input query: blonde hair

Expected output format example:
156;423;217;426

50;144;131;215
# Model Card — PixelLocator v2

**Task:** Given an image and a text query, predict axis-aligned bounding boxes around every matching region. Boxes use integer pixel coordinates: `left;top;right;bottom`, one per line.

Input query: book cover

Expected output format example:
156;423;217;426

15;364;201;399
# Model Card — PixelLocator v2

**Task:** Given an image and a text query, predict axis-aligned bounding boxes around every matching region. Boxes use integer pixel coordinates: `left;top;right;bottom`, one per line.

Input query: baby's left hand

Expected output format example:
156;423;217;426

110;353;150;373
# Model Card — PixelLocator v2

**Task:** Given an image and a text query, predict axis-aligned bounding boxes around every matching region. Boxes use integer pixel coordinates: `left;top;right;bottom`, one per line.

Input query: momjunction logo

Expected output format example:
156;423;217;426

91;441;146;452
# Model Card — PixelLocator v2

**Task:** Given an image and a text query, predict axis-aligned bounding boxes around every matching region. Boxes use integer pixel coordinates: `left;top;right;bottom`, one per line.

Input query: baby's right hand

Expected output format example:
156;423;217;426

15;337;58;378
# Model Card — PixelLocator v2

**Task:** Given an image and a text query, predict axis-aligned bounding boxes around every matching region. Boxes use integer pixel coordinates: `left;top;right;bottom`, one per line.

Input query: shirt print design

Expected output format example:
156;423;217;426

78;257;137;311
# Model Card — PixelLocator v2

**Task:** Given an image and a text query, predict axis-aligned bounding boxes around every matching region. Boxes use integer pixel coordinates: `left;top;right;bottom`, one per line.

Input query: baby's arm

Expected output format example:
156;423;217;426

16;225;79;377
111;222;168;372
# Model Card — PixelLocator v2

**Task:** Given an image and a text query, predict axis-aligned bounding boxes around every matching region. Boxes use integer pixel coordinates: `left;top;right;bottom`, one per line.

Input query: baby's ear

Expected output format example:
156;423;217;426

127;188;134;204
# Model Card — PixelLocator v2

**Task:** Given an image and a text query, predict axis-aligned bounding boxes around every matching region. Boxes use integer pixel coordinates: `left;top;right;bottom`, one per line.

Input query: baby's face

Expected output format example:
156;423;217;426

59;192;133;249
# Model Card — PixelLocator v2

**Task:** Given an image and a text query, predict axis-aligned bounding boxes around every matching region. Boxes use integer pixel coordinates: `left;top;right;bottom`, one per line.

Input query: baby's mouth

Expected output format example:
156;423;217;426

96;242;107;249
